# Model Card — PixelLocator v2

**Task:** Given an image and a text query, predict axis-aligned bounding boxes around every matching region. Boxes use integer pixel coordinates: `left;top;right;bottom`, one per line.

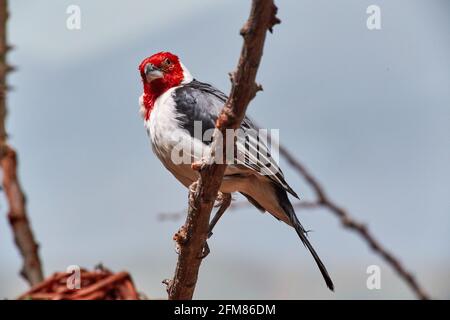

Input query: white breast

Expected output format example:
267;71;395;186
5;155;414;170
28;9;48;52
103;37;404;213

140;87;207;187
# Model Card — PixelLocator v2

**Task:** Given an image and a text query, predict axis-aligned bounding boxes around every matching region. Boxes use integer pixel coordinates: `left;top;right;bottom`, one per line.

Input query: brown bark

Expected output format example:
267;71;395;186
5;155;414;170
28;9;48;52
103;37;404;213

0;0;44;286
165;0;280;300
1;147;44;286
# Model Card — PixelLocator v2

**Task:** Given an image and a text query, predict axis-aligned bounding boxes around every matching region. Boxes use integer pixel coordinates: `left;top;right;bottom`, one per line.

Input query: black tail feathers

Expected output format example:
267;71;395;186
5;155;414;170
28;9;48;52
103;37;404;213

292;218;335;291
274;184;335;291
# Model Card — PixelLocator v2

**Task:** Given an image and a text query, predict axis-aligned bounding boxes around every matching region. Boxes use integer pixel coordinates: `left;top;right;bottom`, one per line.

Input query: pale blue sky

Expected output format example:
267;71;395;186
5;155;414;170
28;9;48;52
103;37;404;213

0;0;449;299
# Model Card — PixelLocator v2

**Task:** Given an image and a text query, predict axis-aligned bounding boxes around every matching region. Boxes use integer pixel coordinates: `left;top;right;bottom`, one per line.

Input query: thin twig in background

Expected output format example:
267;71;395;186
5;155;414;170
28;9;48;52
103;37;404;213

276;143;430;300
0;0;44;286
164;0;280;300
157;200;321;222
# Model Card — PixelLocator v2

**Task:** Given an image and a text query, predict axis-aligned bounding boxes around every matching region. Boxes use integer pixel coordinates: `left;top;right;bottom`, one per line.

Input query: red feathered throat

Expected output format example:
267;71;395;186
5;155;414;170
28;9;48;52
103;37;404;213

139;52;184;121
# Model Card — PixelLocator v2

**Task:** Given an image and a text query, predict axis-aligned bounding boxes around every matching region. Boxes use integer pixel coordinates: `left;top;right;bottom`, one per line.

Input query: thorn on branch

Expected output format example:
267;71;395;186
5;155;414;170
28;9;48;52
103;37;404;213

256;83;263;92
228;72;236;85
251;83;263;98
240;23;251;37
268;4;281;33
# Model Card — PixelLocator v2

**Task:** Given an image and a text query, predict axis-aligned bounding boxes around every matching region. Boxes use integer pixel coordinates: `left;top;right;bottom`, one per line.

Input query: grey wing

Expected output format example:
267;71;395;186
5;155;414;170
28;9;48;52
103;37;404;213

236;117;299;198
172;80;225;142
173;80;299;199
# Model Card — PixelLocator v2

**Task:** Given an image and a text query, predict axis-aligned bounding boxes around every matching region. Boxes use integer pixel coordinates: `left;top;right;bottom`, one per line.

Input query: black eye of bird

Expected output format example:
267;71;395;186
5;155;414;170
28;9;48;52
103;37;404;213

165;58;171;65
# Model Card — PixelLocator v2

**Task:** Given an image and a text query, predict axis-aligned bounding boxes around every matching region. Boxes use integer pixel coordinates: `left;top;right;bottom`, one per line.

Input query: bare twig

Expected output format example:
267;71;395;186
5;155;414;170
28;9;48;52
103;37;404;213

276;143;430;300
0;0;44;286
165;0;280;300
157;200;321;222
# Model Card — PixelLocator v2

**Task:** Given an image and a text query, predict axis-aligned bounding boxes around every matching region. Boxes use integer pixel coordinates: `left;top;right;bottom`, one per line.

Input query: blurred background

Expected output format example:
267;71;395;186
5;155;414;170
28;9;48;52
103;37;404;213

0;0;449;299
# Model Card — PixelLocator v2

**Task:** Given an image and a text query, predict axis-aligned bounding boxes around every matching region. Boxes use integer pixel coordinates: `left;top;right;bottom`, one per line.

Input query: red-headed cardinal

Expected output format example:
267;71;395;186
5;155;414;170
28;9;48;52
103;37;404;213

138;51;334;291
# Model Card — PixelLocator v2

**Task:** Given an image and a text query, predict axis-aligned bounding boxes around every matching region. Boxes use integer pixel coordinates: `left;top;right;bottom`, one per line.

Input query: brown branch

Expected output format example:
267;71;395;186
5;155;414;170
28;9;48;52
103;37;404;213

165;0;280;300
0;0;44;286
276;145;430;300
1;146;44;285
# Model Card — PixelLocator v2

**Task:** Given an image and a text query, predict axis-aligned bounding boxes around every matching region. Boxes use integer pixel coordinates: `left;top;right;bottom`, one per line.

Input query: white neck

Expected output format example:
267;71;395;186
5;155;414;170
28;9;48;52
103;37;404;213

180;62;193;84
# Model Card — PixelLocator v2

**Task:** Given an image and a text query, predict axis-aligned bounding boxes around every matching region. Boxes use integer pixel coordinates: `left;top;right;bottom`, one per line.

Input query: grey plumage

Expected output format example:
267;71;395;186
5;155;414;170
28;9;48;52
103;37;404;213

173;80;298;197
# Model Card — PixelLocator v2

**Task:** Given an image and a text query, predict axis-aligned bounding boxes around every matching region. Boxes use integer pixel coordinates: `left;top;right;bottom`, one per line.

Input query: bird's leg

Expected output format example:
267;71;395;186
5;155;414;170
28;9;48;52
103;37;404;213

198;193;232;259
208;192;232;239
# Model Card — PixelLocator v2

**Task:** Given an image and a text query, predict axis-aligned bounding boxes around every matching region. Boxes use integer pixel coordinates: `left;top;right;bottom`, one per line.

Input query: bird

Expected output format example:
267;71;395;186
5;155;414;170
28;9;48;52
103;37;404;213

138;51;334;291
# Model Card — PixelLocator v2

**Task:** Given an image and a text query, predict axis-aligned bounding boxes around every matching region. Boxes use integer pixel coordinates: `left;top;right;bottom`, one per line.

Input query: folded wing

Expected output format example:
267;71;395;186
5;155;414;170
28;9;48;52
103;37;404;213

172;79;299;199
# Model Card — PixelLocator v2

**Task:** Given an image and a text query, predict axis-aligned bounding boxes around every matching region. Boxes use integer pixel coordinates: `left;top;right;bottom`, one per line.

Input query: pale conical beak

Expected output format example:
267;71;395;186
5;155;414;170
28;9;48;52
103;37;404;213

145;63;163;82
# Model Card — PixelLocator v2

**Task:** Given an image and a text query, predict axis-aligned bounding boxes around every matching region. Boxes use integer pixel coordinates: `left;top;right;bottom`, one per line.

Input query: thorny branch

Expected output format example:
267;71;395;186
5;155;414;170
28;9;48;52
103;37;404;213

0;0;44;286
165;0;280;300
